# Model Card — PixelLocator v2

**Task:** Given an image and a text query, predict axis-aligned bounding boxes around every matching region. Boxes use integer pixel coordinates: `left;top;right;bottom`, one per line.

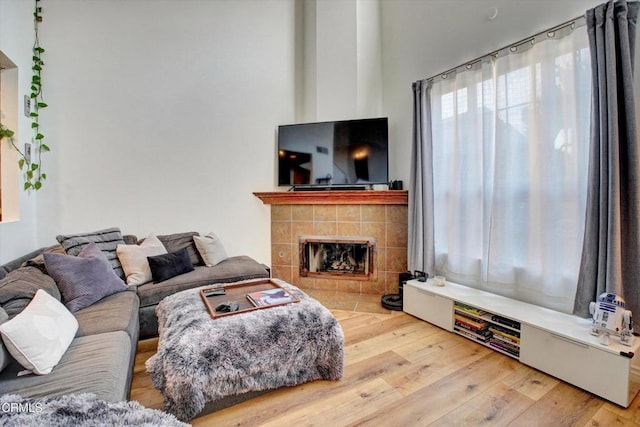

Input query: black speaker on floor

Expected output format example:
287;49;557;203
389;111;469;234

381;271;412;311
381;271;429;311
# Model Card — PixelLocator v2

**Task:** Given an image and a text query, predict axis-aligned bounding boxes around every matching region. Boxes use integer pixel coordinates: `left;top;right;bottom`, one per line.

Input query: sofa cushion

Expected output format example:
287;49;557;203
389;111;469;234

0;290;78;375
21;244;66;274
74;289;139;340
0;331;132;402
0;266;61;318
157;232;202;266
122;234;138;245
193;232;228;267
137;256;269;308
117;234;167;285
44;243;127;313
56;227;126;279
0;248;49;279
147;248;194;283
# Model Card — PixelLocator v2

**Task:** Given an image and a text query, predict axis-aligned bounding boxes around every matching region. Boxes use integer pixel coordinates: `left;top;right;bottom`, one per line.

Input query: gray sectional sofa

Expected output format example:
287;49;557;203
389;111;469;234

0;231;269;404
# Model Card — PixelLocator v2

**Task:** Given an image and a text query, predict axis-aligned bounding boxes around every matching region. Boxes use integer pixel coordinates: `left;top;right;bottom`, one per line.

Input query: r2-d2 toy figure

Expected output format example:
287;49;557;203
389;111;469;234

589;292;634;346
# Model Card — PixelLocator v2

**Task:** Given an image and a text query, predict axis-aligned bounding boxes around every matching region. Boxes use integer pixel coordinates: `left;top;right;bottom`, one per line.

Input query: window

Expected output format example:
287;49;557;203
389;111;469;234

429;26;591;313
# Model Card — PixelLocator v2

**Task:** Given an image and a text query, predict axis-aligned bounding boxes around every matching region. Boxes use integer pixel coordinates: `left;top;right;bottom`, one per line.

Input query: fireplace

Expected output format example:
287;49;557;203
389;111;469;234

299;236;376;280
254;190;408;294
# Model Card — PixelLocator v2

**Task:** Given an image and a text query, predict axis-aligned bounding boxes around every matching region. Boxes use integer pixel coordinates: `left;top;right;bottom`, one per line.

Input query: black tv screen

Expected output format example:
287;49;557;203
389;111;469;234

277;117;388;188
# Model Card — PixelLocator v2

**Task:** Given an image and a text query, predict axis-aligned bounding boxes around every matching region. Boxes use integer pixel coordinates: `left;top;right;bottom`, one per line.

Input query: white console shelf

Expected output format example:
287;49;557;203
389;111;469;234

404;278;640;407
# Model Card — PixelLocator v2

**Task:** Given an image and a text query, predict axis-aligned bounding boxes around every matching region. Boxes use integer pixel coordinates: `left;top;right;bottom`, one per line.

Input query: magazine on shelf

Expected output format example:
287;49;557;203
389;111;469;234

246;288;297;307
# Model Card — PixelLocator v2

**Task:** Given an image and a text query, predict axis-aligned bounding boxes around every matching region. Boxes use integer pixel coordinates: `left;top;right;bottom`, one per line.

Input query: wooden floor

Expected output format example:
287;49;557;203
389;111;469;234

131;291;640;426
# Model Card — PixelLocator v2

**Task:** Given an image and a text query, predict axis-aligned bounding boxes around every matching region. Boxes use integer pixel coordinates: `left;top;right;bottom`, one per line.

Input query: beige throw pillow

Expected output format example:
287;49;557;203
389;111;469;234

193;232;228;267
116;234;167;285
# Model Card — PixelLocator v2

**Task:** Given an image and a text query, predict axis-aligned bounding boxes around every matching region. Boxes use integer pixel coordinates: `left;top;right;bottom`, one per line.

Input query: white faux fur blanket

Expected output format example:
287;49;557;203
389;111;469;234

146;279;344;421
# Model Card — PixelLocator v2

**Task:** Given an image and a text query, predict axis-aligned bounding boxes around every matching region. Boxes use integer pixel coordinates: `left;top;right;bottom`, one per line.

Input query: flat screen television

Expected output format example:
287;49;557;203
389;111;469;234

277;117;388;189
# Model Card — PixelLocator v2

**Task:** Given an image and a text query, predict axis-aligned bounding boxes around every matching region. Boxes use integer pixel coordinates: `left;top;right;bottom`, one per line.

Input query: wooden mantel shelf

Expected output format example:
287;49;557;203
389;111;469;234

253;190;408;205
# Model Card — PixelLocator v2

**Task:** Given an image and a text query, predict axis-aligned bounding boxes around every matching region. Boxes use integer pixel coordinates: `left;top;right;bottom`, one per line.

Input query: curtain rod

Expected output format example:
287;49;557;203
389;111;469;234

422;14;586;83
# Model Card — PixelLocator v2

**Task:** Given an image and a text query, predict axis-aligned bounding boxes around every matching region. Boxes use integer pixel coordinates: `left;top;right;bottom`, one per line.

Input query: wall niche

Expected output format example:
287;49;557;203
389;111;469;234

0;50;19;222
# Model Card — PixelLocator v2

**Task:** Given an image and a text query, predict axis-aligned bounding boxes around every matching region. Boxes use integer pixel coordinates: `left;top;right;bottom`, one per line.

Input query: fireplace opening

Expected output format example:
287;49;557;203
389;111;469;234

300;236;375;280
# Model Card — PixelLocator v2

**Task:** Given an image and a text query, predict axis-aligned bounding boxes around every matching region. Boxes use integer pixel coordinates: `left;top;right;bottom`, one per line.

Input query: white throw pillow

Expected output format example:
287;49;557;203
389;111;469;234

116;234;167;285
193;232;228;267
0;289;78;375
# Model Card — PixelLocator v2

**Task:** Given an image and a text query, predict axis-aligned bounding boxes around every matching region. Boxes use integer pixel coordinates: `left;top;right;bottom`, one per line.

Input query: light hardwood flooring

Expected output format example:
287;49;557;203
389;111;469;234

131;290;640;426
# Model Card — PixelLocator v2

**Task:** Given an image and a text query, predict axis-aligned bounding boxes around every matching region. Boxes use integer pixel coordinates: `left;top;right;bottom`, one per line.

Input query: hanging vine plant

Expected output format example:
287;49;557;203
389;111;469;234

23;0;48;190
0;123;14;141
0;1;47;190
0;88;17;171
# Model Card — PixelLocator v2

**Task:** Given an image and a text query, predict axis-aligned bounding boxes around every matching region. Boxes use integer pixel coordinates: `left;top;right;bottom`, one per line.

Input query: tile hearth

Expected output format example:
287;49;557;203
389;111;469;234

304;289;396;314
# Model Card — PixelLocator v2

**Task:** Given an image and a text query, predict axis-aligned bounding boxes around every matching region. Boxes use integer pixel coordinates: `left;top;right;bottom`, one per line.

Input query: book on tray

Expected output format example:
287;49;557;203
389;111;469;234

246;288;296;307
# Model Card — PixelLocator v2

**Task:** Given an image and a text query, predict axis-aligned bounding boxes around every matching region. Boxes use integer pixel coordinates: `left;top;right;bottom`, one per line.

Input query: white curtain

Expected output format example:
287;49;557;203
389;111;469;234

429;26;592;313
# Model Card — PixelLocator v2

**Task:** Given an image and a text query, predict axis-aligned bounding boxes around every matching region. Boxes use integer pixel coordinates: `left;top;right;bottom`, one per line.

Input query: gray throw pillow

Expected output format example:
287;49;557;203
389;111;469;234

56;227;126;279
0;307;12;372
0;266;62;318
44;243;127;313
147;248;195;283
157;232;203;266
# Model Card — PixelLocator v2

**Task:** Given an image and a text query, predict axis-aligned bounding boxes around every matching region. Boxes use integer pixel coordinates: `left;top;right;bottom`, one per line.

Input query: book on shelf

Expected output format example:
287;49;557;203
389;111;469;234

489;340;519;357
455;320;492;337
454;326;491;343
491;332;520;348
454;313;489;331
454;302;487;317
246;288;296;307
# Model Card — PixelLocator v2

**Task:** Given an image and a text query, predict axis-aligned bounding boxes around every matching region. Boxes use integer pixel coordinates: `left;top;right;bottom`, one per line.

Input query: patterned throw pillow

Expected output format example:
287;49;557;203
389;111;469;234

56;227;126;279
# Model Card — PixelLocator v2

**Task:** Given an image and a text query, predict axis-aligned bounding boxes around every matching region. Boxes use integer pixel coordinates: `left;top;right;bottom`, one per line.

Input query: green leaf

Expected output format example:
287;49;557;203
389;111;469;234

31;163;39;171
31;75;40;83
34;181;42;190
37;102;48;108
32;65;42;71
24;182;32;190
33;47;45;54
41;144;50;151
31;122;38;128
35;133;44;140
27;170;33;179
29;112;38;118
0;128;14;138
18;159;25;170
41;173;47;180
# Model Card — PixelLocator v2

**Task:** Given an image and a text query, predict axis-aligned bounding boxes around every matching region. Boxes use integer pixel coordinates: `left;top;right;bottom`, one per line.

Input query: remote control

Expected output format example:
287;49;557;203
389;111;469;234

203;288;226;296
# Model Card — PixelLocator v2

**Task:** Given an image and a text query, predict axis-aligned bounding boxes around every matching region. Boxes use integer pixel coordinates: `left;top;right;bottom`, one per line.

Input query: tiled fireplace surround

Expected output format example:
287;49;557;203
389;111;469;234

254;191;408;295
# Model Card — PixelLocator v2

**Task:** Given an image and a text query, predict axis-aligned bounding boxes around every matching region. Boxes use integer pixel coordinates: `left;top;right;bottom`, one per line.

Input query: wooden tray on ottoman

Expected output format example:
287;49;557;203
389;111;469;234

200;279;300;318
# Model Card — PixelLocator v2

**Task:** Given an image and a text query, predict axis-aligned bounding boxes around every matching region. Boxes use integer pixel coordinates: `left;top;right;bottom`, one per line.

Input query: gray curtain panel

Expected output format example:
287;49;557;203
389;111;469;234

408;79;435;275
574;0;640;328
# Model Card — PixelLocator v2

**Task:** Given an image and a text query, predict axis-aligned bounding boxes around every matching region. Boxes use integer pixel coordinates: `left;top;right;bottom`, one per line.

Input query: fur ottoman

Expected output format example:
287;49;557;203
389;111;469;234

146;278;344;421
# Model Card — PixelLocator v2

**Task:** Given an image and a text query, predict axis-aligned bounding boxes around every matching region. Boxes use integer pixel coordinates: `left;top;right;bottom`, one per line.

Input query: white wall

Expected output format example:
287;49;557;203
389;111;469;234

0;0;39;262
380;0;608;185
1;0;638;266
34;0;297;264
